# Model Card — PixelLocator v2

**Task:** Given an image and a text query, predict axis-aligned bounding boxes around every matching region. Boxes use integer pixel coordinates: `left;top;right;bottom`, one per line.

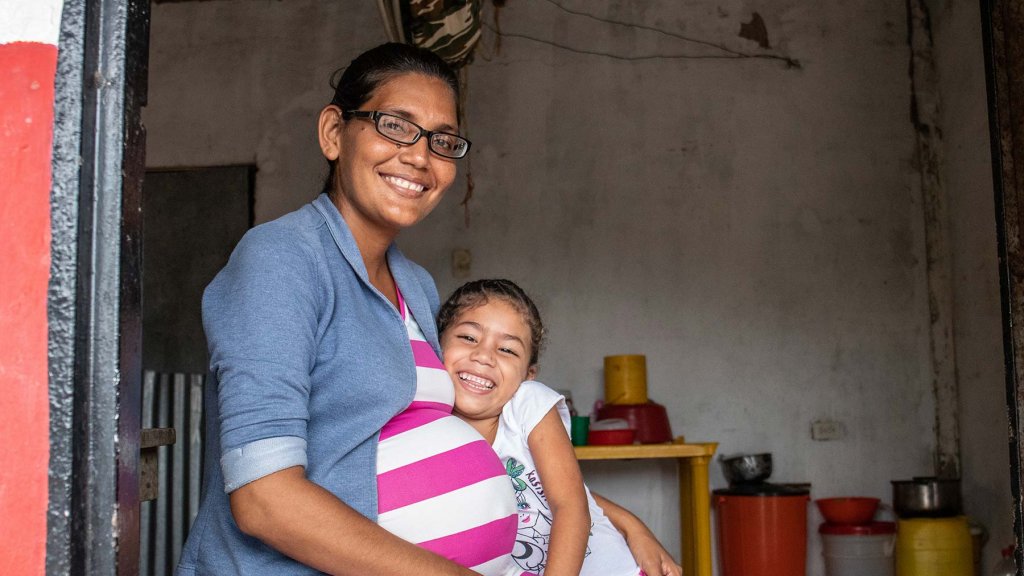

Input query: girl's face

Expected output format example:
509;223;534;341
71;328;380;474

321;72;458;240
442;299;538;423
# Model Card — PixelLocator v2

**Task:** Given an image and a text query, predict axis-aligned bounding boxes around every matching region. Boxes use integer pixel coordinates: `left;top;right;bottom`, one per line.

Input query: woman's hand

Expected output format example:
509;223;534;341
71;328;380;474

230;466;480;576
590;492;683;576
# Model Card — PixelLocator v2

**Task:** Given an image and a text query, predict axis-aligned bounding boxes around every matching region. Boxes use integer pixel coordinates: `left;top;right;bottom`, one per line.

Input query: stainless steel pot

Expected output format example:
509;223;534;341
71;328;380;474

720;453;773;484
891;477;962;517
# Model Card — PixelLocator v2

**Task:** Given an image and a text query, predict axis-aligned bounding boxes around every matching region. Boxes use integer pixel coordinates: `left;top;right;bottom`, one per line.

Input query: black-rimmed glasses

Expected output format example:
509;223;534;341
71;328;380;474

345;110;471;159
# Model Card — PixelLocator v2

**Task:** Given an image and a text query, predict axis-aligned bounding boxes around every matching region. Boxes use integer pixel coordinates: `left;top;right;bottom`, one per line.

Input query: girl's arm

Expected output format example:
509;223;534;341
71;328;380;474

230;466;480;576
590;492;682;576
527;407;591;576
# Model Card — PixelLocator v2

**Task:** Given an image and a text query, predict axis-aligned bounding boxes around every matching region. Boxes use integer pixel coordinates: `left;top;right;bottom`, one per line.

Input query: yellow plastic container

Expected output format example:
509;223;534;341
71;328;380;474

896;517;974;576
604;355;648;404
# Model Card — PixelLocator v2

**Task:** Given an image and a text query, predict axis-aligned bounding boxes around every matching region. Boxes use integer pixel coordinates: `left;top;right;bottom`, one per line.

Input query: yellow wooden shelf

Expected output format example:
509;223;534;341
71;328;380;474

574;439;717;460
575;437;718;576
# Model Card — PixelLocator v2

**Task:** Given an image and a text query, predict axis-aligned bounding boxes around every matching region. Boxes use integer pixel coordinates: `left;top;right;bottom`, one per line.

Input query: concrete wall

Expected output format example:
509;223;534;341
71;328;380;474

143;1;1001;573
0;1;63;574
143;0;377;220
929;0;1014;570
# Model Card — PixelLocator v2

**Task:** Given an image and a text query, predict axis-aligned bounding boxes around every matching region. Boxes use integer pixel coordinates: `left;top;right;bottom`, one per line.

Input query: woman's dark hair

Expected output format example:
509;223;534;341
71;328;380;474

438;279;545;367
331;42;459;112
322;42;460;194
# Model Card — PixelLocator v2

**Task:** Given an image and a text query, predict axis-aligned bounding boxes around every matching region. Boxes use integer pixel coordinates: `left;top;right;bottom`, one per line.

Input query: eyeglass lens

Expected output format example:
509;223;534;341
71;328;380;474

375;114;469;158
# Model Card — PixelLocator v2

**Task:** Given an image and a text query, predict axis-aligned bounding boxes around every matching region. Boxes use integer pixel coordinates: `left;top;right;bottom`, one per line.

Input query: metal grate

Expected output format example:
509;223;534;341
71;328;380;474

140;371;205;576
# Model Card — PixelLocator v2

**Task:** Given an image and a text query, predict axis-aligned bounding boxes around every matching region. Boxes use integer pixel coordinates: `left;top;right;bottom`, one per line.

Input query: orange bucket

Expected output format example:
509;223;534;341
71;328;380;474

715;486;810;576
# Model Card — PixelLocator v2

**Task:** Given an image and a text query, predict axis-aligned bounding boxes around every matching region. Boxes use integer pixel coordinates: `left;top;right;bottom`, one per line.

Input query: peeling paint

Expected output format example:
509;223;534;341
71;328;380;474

739;12;771;49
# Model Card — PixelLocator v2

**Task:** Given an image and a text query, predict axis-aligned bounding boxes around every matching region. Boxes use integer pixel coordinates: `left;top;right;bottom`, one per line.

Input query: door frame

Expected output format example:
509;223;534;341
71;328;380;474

47;0;150;573
980;0;1024;569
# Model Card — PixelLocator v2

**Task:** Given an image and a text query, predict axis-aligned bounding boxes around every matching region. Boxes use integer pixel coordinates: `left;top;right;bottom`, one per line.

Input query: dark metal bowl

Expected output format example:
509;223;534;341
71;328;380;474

891;477;961;517
720;453;773;484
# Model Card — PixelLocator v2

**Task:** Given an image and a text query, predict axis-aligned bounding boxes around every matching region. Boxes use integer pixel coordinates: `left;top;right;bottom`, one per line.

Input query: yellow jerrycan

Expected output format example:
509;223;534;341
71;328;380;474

896;516;974;576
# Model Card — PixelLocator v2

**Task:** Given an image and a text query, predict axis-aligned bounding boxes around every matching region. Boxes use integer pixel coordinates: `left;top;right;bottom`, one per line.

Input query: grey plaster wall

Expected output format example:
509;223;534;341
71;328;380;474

141;1;996;574
930;0;1013;570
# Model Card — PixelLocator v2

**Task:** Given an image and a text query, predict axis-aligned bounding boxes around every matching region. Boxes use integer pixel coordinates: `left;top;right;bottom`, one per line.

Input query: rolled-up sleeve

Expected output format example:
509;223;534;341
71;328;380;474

202;226;322;492
221;436;308;492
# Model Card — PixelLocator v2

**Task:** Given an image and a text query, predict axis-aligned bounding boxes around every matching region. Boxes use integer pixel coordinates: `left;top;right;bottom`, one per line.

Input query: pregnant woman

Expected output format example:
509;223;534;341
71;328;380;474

176;43;519;575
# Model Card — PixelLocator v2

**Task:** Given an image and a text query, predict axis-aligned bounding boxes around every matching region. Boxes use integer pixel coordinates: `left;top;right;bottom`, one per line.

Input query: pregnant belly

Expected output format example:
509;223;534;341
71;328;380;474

377;408;518;574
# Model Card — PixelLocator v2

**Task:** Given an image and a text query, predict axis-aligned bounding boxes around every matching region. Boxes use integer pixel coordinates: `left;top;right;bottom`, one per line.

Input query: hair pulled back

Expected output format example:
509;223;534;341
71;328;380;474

438;279;545;367
323;43;460;194
331;42;459;112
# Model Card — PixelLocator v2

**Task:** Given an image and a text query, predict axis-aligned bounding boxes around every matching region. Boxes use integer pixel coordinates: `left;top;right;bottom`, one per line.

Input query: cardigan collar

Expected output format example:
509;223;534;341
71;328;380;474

311;193;440;349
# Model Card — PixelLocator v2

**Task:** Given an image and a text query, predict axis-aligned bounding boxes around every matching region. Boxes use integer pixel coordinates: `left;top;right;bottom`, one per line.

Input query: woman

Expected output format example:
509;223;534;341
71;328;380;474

177;42;514;576
176;42;680;576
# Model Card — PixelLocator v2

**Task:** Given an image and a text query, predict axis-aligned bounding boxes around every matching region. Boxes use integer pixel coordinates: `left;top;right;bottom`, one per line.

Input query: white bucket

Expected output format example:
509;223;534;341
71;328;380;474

822;532;896;576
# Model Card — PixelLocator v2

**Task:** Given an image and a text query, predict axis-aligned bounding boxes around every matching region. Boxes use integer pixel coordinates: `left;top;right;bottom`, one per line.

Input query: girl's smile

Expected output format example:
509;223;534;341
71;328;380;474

457;371;496;391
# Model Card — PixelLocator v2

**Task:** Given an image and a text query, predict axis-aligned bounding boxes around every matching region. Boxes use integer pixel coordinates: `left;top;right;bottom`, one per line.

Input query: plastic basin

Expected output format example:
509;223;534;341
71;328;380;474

816;497;880;525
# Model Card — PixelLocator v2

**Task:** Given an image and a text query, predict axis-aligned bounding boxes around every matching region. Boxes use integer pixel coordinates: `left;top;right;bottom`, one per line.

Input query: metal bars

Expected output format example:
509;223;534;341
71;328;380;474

139;371;205;576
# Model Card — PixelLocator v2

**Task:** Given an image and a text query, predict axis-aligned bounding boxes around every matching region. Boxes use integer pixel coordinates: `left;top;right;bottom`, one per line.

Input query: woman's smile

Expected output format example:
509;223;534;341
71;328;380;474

381;173;428;194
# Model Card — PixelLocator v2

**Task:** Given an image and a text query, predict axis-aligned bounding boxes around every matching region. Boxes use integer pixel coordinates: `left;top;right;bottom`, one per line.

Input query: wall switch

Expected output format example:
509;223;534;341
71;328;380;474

452;248;472;278
811;419;845;441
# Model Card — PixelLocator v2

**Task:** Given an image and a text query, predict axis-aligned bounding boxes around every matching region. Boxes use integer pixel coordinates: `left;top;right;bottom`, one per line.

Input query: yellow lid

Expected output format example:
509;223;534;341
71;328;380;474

604;355;648;404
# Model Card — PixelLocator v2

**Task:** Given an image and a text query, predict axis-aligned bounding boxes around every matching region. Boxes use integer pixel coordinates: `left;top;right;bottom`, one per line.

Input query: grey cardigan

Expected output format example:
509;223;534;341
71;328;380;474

176;193;441;575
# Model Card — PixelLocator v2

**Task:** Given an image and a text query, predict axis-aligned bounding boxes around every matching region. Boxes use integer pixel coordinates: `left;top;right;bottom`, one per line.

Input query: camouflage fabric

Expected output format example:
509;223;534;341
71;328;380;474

403;0;482;68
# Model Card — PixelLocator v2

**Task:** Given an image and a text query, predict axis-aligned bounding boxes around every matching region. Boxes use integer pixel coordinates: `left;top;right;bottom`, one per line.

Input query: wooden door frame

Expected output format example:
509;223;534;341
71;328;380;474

48;0;150;574
981;0;1024;570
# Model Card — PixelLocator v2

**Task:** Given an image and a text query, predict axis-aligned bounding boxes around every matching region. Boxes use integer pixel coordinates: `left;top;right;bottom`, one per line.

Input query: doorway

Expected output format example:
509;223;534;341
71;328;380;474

49;1;1024;569
139;165;254;575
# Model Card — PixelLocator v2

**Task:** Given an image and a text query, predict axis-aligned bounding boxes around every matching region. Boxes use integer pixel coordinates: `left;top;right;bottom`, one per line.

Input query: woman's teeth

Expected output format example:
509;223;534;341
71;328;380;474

459;372;495;391
383;175;425;193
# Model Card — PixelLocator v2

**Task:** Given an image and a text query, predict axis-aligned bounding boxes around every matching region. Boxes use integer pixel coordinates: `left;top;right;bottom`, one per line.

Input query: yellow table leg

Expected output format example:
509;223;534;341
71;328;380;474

679;448;713;576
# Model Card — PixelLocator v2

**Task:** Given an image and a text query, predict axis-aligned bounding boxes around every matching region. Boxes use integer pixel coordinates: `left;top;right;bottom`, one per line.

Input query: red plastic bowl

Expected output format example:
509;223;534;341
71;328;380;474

587;429;636;445
596;402;673;443
816;497;880;525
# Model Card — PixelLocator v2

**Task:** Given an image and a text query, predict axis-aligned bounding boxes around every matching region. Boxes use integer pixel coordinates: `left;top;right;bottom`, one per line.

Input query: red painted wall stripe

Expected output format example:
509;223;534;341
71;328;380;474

0;40;57;576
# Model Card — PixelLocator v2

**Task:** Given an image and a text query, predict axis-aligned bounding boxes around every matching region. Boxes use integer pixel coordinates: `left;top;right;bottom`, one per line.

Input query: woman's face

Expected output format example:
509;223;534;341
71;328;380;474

442;299;538;424
322;72;459;240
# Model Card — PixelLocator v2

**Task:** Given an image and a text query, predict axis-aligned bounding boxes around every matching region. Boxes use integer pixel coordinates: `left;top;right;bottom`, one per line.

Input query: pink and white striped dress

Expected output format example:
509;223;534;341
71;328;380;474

376;292;527;575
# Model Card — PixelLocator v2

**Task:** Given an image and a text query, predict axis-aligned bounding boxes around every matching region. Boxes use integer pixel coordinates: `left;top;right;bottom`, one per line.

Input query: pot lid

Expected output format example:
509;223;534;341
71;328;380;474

819;521;896;535
714;482;810;496
891;476;961;484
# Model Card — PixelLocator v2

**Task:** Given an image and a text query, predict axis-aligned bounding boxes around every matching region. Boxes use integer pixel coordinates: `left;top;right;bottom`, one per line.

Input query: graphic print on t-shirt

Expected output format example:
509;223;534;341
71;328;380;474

505;457;592;574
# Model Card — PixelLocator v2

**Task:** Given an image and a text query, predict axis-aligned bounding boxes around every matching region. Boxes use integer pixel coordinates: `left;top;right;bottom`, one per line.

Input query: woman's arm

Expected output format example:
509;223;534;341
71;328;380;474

527;408;591;576
230;466;479;576
590;492;682;576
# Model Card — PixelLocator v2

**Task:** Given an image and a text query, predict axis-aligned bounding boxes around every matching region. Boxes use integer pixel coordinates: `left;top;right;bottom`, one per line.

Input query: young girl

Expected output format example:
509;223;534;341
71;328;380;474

438;279;681;576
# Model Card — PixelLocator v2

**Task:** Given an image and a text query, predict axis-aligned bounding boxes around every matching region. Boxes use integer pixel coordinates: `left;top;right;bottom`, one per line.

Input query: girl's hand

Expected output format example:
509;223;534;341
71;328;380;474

625;532;682;576
590;492;683;576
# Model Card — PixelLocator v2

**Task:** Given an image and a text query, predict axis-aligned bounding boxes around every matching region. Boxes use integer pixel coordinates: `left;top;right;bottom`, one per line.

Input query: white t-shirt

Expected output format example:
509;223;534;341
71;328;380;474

492;380;642;576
